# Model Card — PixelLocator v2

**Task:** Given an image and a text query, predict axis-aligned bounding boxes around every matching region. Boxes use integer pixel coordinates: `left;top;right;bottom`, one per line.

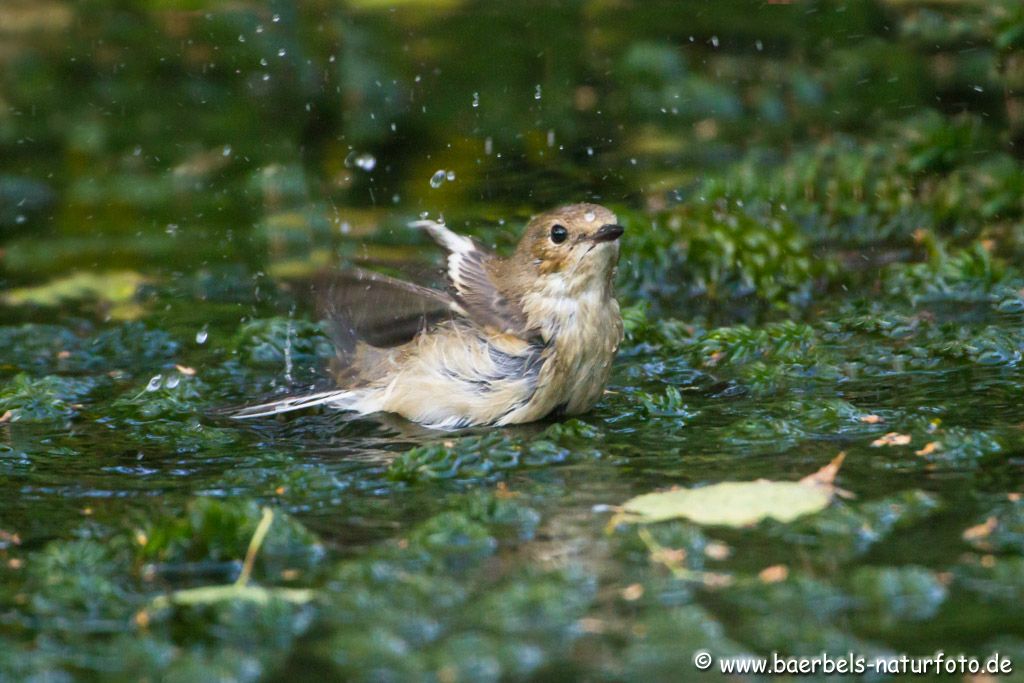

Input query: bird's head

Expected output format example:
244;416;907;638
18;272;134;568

510;203;623;296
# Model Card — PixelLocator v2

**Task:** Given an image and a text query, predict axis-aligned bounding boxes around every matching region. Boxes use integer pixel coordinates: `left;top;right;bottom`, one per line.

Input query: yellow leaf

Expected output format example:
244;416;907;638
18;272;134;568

4;271;149;307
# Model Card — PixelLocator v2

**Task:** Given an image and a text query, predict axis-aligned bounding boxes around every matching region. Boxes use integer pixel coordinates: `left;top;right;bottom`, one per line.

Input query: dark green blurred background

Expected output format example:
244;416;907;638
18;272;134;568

3;0;1021;288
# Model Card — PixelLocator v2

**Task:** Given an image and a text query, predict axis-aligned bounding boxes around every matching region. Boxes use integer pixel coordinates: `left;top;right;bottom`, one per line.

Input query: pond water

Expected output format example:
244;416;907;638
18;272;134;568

2;0;1024;679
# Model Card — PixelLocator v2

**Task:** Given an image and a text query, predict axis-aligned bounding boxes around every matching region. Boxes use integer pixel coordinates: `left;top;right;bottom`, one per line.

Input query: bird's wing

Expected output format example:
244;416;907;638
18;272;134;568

315;267;456;352
410;220;537;340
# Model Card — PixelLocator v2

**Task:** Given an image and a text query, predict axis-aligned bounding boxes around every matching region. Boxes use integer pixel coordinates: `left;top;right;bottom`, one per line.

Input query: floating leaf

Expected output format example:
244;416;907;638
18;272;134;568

619;481;832;527
614;454;844;528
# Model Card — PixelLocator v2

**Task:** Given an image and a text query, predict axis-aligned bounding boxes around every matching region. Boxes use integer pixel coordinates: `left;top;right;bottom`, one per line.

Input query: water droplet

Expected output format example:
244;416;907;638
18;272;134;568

587;147;594;156
419;211;430;219
711;35;720;47
584;211;596;223
445;170;455;181
15;214;26;225
353;153;376;171
133;145;142;156
255;24;264;33
429;169;447;188
166;374;181;389
195;329;208;344
238;34;246;43
277;48;287;57
272;13;281;22
484;137;493;155
546;129;555;147
534;84;542;100
165;223;178;235
471;92;480;108
222;145;232;157
755;39;764;51
259;57;268;66
146;375;163;392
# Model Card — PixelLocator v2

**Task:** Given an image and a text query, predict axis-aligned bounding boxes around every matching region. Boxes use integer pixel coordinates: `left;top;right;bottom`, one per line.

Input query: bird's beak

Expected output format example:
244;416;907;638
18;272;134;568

591;224;624;243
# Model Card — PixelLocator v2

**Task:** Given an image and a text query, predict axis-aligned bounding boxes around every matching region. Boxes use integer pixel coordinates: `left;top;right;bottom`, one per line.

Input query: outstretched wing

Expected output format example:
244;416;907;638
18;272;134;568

315;267;455;351
410;220;536;340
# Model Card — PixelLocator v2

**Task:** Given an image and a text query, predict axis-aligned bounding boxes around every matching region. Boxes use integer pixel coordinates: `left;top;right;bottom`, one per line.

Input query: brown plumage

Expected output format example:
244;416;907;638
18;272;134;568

233;203;625;429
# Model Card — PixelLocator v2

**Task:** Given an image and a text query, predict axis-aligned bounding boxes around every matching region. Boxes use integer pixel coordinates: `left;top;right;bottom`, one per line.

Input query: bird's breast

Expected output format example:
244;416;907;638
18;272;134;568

522;290;623;416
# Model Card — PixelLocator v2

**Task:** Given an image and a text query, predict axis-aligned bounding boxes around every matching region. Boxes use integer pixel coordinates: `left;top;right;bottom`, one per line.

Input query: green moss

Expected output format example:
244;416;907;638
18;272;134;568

623;201;822;307
233;318;335;368
850;566;948;627
621;606;747;682
3;1;1024;678
771;491;942;563
112;374;210;420
135;499;324;582
964;497;1024;554
386;423;602;484
20;539;134;623
0;373;98;422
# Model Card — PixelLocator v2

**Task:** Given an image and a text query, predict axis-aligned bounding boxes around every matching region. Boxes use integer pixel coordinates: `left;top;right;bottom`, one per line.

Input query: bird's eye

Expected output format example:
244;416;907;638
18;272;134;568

550;224;569;244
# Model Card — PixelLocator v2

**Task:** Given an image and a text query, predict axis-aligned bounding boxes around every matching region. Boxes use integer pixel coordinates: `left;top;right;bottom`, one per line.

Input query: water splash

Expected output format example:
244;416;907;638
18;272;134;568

353;153;376;171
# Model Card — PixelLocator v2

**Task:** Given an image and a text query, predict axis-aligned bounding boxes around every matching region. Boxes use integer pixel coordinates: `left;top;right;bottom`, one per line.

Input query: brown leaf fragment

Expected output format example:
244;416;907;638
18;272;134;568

495;482;520;499
915;441;941;456
859;414;883;424
758;565;789;583
704;541;732;561
621;583;645;601
577;617;607;634
962;516;998;543
871;432;911;447
799;451;846;488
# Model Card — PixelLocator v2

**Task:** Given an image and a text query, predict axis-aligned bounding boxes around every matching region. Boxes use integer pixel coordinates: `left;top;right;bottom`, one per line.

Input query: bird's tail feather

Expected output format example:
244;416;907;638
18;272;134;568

230;389;356;419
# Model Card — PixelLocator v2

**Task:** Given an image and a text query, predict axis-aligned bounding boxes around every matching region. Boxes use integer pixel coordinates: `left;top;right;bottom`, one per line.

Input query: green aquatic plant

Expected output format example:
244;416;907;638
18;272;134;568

0;373;98;422
134;498;324;581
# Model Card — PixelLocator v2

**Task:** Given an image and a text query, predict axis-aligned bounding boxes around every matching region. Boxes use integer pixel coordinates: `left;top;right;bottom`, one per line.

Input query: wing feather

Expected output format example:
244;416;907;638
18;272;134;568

410;220;536;340
315;267;458;351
